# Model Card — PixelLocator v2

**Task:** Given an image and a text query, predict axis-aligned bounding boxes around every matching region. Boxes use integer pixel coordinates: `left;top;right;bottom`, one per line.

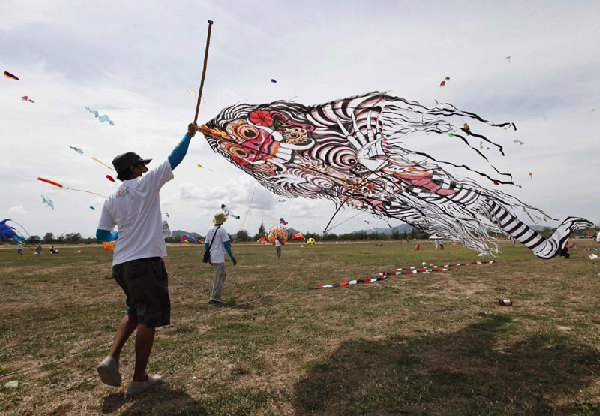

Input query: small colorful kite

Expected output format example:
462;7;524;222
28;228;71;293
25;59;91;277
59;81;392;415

106;175;115;182
85;107;115;125
505;56;511;62
279;217;288;226
41;195;54;210
221;203;240;219
3;71;19;80
70;146;84;154
89;206;95;210
21;96;34;103
37;177;105;197
197;163;214;172
529;172;533;179
439;76;450;87
271;79;278;83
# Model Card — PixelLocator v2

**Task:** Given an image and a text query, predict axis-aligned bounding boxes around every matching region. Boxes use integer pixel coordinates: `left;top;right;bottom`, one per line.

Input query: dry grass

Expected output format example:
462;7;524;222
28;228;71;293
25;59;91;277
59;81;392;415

1;240;599;415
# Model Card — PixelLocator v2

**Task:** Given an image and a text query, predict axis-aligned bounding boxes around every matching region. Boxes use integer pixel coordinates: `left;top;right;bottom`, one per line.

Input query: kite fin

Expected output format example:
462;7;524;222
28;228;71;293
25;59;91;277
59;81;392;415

487;201;592;259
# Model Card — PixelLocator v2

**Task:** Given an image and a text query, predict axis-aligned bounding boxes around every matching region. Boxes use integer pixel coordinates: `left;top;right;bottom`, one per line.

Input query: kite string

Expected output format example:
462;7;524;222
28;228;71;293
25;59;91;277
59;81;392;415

235;181;257;238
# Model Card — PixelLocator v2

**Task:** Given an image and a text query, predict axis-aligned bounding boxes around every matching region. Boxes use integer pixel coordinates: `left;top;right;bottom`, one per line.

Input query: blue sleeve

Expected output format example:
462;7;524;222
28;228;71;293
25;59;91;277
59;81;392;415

96;229;118;242
168;133;192;170
223;241;234;259
204;242;209;250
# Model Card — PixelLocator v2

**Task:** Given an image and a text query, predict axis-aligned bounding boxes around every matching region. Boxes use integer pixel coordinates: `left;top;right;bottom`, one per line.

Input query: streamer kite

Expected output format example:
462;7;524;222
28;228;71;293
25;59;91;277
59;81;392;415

21;96;34;103
3;71;19;80
106;175;115;182
199;92;592;259
37;177;105;197
41;195;54;210
85;107;114;125
311;261;495;289
439;76;450;87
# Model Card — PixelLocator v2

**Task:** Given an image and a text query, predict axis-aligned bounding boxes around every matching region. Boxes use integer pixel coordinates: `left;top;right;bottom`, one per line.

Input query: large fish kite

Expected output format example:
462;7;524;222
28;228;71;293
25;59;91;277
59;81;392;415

199;92;591;259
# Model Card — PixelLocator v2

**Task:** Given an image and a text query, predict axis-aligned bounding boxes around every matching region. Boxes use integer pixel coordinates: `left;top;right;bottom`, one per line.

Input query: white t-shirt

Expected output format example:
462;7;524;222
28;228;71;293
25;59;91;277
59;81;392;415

98;160;174;266
275;239;281;247
597;231;600;243
206;225;229;264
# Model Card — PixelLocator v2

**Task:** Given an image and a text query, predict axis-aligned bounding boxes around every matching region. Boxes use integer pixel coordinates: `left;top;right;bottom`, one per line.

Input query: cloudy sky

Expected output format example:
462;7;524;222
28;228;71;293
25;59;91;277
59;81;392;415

1;0;599;238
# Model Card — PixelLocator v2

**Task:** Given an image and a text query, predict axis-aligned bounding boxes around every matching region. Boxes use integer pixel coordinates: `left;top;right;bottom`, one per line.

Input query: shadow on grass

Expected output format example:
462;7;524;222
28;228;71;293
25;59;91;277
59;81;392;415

102;385;207;415
294;314;600;415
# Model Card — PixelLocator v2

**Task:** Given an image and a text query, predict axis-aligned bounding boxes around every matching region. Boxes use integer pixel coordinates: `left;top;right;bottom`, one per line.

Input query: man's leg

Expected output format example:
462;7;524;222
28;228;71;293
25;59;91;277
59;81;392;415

132;323;155;381
108;314;138;361
210;263;227;301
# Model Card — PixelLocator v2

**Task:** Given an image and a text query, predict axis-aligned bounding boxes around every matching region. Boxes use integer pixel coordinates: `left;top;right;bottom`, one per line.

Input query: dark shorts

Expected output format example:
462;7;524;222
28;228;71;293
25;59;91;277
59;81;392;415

112;257;170;328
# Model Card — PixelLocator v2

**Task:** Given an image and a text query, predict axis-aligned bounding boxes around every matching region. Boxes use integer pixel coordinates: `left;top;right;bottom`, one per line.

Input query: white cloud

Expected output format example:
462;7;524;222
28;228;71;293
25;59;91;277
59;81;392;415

8;206;29;215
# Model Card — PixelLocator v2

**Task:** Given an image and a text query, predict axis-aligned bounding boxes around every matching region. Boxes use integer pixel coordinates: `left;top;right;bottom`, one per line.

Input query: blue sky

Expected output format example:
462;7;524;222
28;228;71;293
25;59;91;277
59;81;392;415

1;0;599;237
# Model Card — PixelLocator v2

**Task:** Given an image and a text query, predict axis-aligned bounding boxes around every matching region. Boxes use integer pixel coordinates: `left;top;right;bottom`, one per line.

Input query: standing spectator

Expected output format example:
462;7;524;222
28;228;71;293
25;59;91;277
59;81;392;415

95;123;196;397
275;238;282;259
17;242;22;255
205;212;237;305
35;242;42;255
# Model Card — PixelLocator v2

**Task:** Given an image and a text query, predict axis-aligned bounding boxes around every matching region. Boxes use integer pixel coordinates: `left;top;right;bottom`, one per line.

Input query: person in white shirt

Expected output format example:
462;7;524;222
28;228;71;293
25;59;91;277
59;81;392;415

205;212;237;305
95;123;196;397
275;238;282;258
16;243;22;255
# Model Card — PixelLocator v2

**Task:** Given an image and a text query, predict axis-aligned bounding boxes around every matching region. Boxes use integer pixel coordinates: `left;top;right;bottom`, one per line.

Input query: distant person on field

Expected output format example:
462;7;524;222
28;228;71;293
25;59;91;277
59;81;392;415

205;212;237;305
17;243;22;255
275;238;282;259
49;245;59;254
35;243;42;254
95;123;196;397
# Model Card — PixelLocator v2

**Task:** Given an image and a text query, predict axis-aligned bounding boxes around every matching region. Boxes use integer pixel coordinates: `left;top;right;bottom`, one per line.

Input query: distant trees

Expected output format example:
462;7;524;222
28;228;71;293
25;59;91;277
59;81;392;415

44;232;54;243
254;222;266;240
236;230;250;242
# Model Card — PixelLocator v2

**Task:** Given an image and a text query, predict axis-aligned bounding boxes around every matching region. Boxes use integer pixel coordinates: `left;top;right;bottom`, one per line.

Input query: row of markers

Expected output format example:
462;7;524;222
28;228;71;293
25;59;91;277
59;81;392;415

310;260;495;289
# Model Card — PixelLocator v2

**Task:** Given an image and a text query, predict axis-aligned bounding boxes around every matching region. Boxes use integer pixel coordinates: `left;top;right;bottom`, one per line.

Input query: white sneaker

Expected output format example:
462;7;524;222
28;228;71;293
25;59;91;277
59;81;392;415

97;356;121;387
126;374;162;397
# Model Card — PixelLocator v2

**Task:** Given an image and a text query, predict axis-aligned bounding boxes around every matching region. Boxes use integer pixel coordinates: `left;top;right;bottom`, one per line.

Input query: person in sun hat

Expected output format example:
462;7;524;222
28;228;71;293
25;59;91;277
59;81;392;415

205;211;237;305
95;122;197;397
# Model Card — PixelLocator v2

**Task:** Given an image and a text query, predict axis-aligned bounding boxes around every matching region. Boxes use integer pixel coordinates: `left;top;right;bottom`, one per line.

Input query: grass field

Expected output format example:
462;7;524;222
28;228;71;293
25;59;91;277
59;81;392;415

1;239;600;415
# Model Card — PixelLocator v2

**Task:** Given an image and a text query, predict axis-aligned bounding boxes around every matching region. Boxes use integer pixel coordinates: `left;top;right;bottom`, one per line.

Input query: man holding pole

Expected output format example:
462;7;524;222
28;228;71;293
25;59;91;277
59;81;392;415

96;123;197;396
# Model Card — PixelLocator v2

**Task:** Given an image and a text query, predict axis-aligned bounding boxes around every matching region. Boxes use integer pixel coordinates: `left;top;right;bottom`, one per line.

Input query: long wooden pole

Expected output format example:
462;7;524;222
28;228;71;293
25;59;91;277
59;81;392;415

194;19;214;124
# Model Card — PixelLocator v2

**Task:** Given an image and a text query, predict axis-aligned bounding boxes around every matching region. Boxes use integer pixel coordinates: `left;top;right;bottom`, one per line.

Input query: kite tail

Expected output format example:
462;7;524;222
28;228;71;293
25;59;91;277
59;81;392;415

486;200;592;259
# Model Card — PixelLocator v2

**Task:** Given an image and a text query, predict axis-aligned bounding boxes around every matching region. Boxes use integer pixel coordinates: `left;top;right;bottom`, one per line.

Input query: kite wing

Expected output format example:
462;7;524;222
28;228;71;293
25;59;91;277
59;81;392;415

200;92;592;259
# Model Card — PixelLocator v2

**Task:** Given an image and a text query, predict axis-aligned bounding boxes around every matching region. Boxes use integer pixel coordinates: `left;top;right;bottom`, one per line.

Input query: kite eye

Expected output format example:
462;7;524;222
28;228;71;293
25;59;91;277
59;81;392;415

240;125;258;138
230;146;248;158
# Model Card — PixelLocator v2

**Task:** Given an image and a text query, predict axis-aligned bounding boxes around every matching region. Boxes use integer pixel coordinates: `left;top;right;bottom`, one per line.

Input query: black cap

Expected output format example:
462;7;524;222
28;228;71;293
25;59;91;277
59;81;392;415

112;152;152;180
